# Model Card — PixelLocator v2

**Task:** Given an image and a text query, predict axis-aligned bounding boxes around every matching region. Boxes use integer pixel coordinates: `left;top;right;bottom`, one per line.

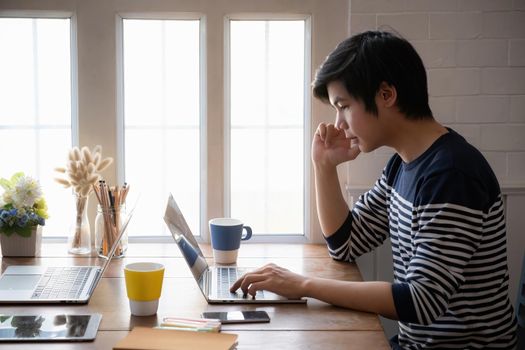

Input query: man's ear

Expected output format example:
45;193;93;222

377;82;397;108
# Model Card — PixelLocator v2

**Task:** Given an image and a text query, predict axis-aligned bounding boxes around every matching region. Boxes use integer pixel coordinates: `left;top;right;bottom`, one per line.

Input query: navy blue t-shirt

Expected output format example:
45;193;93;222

325;129;517;349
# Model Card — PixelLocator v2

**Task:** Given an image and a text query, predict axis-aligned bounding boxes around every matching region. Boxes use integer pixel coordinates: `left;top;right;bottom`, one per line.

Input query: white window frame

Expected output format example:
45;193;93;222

115;12;208;243
1;0;350;244
224;14;312;243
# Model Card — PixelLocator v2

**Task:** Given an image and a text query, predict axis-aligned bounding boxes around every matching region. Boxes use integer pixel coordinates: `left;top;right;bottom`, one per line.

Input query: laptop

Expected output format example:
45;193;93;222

0;205;135;304
163;193;306;304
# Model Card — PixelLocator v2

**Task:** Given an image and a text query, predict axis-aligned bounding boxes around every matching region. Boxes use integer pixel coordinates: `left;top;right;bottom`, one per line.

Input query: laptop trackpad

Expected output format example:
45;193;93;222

0;275;40;291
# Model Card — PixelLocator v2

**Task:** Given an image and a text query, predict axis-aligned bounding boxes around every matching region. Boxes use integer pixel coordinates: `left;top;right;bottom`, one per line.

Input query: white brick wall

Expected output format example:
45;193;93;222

456;96;509;123
429;68;481;96
511;95;525;122
429;96;456;122
429;13;482;39
412;40;456;67
510;39;525;66
349;0;525;187
456;39;508;67
377;13;428;39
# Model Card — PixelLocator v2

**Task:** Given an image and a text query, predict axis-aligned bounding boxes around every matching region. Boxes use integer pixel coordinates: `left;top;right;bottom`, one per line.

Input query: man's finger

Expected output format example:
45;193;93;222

229;279;241;293
230;263;275;292
316;123;327;141
247;281;266;297
324;125;338;147
239;273;267;294
230;273;249;292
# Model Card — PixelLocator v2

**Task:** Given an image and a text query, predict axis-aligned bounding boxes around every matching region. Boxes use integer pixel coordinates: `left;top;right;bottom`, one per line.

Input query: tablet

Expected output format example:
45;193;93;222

0;314;102;342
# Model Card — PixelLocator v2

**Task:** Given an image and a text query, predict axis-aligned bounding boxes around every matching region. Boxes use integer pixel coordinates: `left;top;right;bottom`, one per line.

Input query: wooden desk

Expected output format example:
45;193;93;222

0;243;390;349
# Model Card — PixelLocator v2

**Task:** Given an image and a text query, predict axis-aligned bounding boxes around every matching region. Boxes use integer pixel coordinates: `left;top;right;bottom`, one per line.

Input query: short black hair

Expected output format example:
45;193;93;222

312;31;433;119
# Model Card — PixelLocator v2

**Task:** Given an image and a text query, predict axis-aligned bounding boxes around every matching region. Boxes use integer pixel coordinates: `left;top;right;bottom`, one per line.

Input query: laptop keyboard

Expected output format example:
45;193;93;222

31;267;92;300
217;267;264;299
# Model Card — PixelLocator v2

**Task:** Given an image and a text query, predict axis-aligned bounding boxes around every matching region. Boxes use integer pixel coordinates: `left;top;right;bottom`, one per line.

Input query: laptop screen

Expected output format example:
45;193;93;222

163;194;208;282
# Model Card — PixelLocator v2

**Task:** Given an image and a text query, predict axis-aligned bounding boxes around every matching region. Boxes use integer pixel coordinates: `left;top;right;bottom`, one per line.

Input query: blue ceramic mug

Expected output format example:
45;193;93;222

209;218;252;264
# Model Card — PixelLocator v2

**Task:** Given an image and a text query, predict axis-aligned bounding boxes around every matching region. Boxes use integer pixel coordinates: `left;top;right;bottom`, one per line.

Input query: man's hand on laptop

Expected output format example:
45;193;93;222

230;263;307;299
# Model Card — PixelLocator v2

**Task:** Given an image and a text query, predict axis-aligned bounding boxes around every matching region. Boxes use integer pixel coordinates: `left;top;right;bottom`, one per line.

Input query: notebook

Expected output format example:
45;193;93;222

163;193;306;304
113;326;237;350
0;205;135;304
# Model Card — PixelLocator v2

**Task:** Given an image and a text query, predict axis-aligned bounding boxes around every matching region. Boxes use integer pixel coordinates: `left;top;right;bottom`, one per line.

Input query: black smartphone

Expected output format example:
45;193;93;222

201;310;270;324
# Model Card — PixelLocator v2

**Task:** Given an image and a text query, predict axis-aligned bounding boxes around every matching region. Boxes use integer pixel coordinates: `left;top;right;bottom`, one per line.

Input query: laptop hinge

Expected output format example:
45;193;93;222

87;268;102;297
201;270;212;297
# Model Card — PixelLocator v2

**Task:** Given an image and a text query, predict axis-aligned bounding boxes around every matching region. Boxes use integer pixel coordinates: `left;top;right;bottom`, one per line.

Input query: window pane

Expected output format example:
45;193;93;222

0;19;36;125
123;19;200;237
230;22;266;127
231;129;266;231
37;19;72;125
267;129;303;233
0;18;72;237
39;129;74;237
229;20;305;235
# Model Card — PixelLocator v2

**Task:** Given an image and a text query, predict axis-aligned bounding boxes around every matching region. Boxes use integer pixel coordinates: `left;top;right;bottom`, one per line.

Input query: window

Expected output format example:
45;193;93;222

121;18;202;237
228;19;307;235
0;17;73;237
2;1;349;244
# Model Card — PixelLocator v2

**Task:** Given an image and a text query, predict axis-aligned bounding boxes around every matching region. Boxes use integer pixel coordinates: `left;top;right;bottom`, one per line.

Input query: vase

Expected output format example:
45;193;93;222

0;225;42;257
67;195;91;255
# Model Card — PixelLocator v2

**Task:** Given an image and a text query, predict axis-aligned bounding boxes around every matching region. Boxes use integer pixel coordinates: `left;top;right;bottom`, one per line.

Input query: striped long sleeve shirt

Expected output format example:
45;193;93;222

325;129;517;349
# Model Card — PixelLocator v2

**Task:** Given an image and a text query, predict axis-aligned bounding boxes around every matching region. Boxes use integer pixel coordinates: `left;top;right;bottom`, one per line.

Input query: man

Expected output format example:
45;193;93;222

231;31;517;349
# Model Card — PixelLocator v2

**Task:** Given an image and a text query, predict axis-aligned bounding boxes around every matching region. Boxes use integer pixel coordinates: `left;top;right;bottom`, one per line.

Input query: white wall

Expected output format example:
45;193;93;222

347;0;525;187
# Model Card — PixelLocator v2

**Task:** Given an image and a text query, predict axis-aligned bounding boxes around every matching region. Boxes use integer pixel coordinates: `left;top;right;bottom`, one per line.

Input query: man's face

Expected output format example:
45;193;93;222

326;80;384;153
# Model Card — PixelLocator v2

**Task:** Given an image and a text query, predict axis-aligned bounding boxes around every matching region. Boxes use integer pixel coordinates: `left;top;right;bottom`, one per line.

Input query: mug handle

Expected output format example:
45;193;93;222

241;226;252;241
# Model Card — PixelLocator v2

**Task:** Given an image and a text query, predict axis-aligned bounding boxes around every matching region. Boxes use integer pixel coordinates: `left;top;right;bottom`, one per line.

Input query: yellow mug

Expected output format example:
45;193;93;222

124;262;165;316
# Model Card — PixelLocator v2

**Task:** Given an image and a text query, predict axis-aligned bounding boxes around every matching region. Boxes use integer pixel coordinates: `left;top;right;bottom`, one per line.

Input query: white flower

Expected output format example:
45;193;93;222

11;176;43;208
2;189;13;206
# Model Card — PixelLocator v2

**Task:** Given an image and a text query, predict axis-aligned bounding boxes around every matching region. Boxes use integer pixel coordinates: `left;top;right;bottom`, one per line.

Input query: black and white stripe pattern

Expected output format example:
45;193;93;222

327;173;517;349
327;178;390;261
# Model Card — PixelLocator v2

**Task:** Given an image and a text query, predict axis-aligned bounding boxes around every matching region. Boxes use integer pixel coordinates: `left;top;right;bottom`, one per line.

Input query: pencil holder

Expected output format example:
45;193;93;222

94;204;128;258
